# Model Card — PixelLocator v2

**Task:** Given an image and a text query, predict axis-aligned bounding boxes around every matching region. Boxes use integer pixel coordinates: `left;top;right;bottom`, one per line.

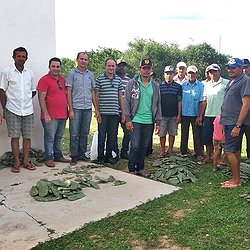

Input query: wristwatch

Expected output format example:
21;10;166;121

235;125;241;129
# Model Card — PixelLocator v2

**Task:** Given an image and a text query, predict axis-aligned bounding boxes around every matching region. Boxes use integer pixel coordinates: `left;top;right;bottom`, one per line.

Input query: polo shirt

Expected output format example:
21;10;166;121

132;77;153;124
203;77;229;117
95;73;123;115
173;75;189;85
0;65;36;116
66;68;95;110
221;73;250;125
37;73;68;119
160;81;182;117
182;79;204;117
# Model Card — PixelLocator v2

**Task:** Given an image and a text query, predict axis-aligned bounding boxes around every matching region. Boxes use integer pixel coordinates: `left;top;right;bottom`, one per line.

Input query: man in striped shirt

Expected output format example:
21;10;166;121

159;65;182;157
94;58;124;164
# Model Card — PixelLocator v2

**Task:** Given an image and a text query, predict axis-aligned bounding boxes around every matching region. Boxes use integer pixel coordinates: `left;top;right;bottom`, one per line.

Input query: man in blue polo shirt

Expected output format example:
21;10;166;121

124;59;161;177
94;58;124;165
159;65;182;157
220;58;250;188
180;65;204;161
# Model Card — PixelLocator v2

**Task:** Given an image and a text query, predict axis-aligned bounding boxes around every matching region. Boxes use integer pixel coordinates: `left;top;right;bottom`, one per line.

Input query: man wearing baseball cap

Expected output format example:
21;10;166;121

199;64;229;165
124;58;161;177
180;65;204;161
173;61;189;85
220;58;250;188
159;65;182;157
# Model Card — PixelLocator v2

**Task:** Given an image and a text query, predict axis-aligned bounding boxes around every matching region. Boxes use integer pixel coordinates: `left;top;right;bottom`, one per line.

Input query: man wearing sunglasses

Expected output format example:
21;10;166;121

37;57;69;167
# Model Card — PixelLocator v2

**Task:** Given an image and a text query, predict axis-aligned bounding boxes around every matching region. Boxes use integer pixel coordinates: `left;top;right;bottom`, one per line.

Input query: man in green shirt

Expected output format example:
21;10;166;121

124;59;161;176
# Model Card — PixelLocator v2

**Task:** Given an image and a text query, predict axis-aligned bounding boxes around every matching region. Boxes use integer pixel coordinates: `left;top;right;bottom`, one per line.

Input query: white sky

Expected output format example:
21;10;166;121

55;0;250;60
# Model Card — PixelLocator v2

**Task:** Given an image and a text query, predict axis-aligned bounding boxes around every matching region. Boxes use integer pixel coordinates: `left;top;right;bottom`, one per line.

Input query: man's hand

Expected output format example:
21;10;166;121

126;121;134;131
121;114;126;123
68;109;74;119
231;126;240;137
176;115;181;124
95;110;102;124
155;125;160;135
44;114;52;124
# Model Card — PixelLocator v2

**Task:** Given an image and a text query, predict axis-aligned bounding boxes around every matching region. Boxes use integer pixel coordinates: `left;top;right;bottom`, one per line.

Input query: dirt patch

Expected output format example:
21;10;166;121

155;235;191;250
173;208;193;219
132;239;146;250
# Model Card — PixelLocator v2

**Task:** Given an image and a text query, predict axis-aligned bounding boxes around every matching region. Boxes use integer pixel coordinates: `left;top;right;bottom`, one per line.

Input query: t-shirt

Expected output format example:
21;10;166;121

95;73;123;115
160;81;182;117
37;73;68;119
132;76;153;124
213;115;225;141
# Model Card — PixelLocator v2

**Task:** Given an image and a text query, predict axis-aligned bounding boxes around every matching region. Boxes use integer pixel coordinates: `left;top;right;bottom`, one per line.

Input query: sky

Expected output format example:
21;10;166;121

55;0;250;60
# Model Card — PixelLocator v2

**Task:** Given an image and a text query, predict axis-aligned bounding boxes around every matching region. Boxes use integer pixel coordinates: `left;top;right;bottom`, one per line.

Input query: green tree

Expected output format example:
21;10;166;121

61;58;75;77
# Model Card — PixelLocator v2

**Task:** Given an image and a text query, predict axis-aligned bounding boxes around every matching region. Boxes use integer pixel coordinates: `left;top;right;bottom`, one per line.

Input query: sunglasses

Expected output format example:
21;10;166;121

57;80;63;90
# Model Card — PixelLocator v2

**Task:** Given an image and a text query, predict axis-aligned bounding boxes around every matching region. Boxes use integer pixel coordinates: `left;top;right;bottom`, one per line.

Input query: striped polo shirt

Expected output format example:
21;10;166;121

95;73;123;115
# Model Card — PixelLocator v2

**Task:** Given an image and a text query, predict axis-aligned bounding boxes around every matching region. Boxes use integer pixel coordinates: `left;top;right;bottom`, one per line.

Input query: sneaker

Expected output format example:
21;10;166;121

78;155;90;162
136;169;150;177
70;157;77;166
54;157;70;163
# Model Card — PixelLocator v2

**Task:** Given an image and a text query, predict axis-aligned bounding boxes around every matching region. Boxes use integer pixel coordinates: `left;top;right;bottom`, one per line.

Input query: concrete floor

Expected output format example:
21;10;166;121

0;163;179;250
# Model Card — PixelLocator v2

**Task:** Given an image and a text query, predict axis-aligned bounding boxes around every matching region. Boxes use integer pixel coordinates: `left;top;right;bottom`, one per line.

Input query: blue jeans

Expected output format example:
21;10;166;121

41;119;66;161
128;122;154;172
98;115;119;161
69;109;92;159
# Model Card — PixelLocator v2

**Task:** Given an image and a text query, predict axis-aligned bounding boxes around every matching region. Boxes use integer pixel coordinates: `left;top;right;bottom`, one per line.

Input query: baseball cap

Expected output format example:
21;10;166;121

164;65;175;72
139;59;152;68
208;63;221;71
226;58;244;68
117;59;128;66
176;61;187;68
243;59;250;66
187;65;198;73
205;66;210;73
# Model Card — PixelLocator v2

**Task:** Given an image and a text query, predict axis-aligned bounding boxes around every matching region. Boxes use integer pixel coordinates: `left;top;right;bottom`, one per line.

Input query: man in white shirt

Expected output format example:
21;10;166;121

0;47;37;173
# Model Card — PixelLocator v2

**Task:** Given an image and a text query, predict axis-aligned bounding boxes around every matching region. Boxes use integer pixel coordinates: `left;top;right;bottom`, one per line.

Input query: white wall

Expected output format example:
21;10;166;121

0;0;56;155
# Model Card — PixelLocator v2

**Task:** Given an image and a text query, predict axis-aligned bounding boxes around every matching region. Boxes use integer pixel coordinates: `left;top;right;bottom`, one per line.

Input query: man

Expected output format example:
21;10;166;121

200;64;229;164
37;57;69;167
114;60;131;160
94;58;124;164
242;59;250;163
66;52;95;166
0;47;36;173
159;65;182;157
220;58;250;188
180;65;204;161
124;59;161;176
173;61;189;85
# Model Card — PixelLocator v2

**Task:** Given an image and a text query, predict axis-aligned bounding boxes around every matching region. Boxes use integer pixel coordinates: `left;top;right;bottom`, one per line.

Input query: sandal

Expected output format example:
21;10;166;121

136;170;150;177
23;163;36;171
11;166;20;173
221;182;241;188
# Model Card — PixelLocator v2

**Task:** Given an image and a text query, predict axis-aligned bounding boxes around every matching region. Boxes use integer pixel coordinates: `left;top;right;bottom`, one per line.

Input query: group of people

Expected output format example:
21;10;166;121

0;47;250;188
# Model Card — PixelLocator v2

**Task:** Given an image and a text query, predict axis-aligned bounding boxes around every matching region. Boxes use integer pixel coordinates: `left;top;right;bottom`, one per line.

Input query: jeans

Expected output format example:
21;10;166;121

128;122;154;172
41;119;66;161
98;115;120;161
113;115;131;155
69;109;92;159
180;116;202;156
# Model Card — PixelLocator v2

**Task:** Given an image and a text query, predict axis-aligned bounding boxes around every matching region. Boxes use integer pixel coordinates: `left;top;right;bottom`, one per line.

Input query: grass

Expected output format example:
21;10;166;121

34;112;250;250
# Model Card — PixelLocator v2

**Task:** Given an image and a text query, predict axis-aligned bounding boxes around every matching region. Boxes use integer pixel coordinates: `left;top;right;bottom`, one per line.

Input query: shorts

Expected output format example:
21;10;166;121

202;116;215;146
5;108;33;139
224;125;245;153
213;140;224;149
159;116;178;137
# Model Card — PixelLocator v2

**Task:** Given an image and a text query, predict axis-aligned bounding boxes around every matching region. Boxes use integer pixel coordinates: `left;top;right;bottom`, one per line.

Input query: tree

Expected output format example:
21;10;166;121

61;58;75;77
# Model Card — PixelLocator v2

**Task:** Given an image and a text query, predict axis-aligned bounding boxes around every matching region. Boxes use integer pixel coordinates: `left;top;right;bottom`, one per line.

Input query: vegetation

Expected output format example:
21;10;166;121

33;119;250;250
61;39;230;81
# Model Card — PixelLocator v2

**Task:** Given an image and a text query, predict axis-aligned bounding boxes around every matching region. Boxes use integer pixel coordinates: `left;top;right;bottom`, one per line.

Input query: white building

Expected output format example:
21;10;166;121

0;0;56;155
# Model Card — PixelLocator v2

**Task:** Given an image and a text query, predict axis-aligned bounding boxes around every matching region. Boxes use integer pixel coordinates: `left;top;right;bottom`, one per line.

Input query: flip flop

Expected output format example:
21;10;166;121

221;182;241;188
23;163;36;171
11;166;20;173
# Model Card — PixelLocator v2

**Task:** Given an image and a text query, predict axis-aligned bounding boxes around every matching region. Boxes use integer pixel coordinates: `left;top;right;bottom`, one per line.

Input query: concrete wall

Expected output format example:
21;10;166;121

0;0;55;155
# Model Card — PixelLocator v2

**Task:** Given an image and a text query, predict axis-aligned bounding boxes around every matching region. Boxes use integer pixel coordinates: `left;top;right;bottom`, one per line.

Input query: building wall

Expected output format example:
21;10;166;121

0;0;56;155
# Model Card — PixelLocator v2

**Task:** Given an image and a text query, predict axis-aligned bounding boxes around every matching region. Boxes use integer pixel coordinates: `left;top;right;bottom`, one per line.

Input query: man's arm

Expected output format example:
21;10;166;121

118;91;125;123
93;90;101;123
0;89;6;110
38;91;51;123
66;87;74;119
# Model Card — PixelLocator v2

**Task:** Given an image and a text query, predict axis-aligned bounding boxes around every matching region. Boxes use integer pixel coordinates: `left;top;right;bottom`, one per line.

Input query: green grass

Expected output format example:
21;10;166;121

34;113;250;250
